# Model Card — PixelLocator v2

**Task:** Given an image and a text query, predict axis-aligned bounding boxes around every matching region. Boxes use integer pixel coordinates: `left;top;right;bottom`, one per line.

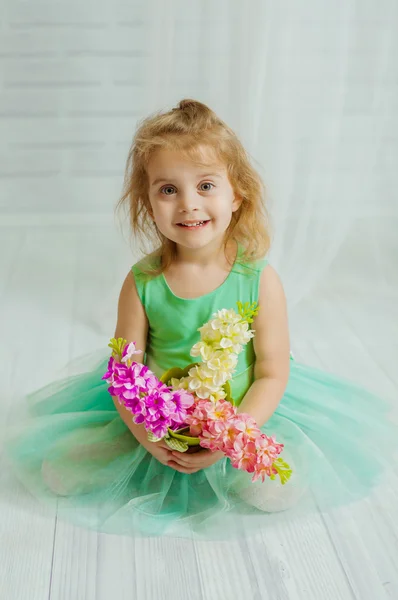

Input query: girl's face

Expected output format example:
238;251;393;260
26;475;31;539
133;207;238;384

146;148;241;252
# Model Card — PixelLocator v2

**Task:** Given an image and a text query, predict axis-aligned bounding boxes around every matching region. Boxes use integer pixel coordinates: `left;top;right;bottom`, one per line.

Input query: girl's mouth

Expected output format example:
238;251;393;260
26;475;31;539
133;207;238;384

176;220;211;230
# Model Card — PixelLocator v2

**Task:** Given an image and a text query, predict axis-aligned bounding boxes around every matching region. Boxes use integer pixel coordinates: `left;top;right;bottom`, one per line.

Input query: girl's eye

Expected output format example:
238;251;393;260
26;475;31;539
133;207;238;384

160;186;176;195
199;182;214;192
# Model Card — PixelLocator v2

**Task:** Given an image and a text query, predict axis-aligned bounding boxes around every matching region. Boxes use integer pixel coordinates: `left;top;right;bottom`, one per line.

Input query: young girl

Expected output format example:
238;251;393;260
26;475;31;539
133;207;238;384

5;99;397;541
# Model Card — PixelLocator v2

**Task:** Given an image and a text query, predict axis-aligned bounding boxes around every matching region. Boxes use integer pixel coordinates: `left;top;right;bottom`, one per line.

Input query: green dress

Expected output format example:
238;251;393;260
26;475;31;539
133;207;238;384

4;247;397;540
136;247;261;406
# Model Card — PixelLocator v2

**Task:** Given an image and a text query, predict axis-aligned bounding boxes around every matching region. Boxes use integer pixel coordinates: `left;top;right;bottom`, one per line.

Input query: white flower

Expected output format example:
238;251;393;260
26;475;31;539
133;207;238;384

208;389;227;402
190;341;214;361
220;337;234;349
169;304;257;403
221;323;254;353
206;351;238;374
211;369;230;387
213;308;241;326
121;341;143;364
194;310;254;358
197;322;222;343
190;362;234;396
186;365;221;399
169;377;189;390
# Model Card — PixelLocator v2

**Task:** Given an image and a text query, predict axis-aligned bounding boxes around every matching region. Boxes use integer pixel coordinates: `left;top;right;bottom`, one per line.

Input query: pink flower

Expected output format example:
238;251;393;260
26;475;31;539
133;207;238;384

186;399;237;441
144;413;170;439
131;400;147;425
187;420;204;437
252;462;278;483
102;356;116;383
145;389;176;419
104;354;196;439
171;389;196;423
199;427;225;452
219;426;244;452
233;414;262;442
142;368;162;391
186;400;212;435
228;439;258;473
256;434;284;461
202;399;236;422
185;398;287;481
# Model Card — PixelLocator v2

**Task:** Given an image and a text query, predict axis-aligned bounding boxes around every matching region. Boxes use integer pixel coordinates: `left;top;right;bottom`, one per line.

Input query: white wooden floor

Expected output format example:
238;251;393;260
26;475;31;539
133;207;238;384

1;223;397;600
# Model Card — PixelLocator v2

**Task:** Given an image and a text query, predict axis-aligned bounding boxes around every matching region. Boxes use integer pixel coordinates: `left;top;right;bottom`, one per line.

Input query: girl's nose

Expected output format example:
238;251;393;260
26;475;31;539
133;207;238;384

178;191;200;212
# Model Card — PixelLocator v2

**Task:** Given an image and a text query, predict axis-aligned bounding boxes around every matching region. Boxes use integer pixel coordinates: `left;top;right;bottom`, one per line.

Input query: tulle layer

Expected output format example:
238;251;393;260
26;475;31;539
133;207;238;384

4;355;397;540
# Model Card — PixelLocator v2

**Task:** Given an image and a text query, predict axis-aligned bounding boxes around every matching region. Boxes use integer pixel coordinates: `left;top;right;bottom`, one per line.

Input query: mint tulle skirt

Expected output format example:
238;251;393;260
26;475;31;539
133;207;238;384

4;355;397;540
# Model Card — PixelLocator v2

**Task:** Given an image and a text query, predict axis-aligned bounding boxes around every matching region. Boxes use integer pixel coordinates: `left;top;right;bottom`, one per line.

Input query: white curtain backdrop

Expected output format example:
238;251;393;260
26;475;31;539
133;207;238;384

1;0;397;335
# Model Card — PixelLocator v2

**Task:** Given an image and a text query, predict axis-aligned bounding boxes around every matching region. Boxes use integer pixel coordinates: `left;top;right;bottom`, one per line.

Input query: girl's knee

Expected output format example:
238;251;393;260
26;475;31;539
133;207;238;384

236;476;308;513
42;460;70;496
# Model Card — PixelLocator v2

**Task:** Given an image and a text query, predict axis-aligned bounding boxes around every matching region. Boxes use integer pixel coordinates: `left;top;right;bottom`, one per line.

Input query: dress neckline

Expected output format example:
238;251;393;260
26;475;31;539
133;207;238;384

161;242;241;302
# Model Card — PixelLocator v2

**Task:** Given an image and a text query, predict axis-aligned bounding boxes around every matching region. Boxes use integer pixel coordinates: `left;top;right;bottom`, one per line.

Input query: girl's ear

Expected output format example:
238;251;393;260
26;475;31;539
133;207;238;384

147;202;155;220
232;194;243;212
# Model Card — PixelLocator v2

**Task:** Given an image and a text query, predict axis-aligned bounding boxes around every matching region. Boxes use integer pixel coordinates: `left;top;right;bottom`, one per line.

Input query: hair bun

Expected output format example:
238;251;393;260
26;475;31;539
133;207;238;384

174;99;213;116
178;99;198;110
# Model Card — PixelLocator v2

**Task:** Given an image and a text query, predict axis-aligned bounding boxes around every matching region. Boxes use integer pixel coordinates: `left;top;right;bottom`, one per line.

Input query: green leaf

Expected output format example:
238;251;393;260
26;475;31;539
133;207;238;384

165;438;189;452
147;431;164;443
223;380;234;405
108;337;127;360
160;362;199;386
273;458;293;485
167;428;201;446
236;301;260;322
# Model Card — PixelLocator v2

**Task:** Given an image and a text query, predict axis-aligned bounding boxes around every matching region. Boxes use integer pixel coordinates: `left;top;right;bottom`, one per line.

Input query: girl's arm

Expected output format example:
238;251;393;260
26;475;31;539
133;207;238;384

112;270;151;445
237;265;291;427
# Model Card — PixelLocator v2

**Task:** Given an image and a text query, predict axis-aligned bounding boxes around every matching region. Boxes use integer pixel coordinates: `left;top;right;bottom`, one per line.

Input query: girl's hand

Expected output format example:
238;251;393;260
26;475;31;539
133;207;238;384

141;438;174;467
168;447;225;474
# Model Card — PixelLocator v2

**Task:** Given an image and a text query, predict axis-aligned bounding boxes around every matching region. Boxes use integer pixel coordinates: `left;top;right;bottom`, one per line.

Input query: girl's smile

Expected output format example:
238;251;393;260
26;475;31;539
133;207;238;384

176;219;211;230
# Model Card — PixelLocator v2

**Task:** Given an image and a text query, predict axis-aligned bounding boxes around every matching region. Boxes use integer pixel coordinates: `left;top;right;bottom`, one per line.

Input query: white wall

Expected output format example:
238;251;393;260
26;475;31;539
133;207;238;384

0;0;397;312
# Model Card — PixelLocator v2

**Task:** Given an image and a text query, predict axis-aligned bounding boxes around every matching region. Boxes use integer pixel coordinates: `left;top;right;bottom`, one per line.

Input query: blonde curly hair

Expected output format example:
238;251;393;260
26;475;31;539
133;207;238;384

117;99;271;275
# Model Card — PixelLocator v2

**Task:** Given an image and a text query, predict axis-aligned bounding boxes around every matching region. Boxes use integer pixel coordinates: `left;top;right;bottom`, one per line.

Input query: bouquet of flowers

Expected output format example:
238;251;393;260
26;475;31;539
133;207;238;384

103;302;292;485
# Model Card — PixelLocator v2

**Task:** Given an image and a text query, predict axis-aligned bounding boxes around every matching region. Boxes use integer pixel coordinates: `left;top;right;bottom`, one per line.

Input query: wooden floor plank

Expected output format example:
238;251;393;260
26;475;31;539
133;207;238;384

0;228;80;600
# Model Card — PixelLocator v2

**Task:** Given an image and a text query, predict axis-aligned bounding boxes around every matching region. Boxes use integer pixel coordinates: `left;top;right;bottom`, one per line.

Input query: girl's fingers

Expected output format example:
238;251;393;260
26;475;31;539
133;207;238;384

173;448;210;462
168;461;200;474
171;452;202;467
